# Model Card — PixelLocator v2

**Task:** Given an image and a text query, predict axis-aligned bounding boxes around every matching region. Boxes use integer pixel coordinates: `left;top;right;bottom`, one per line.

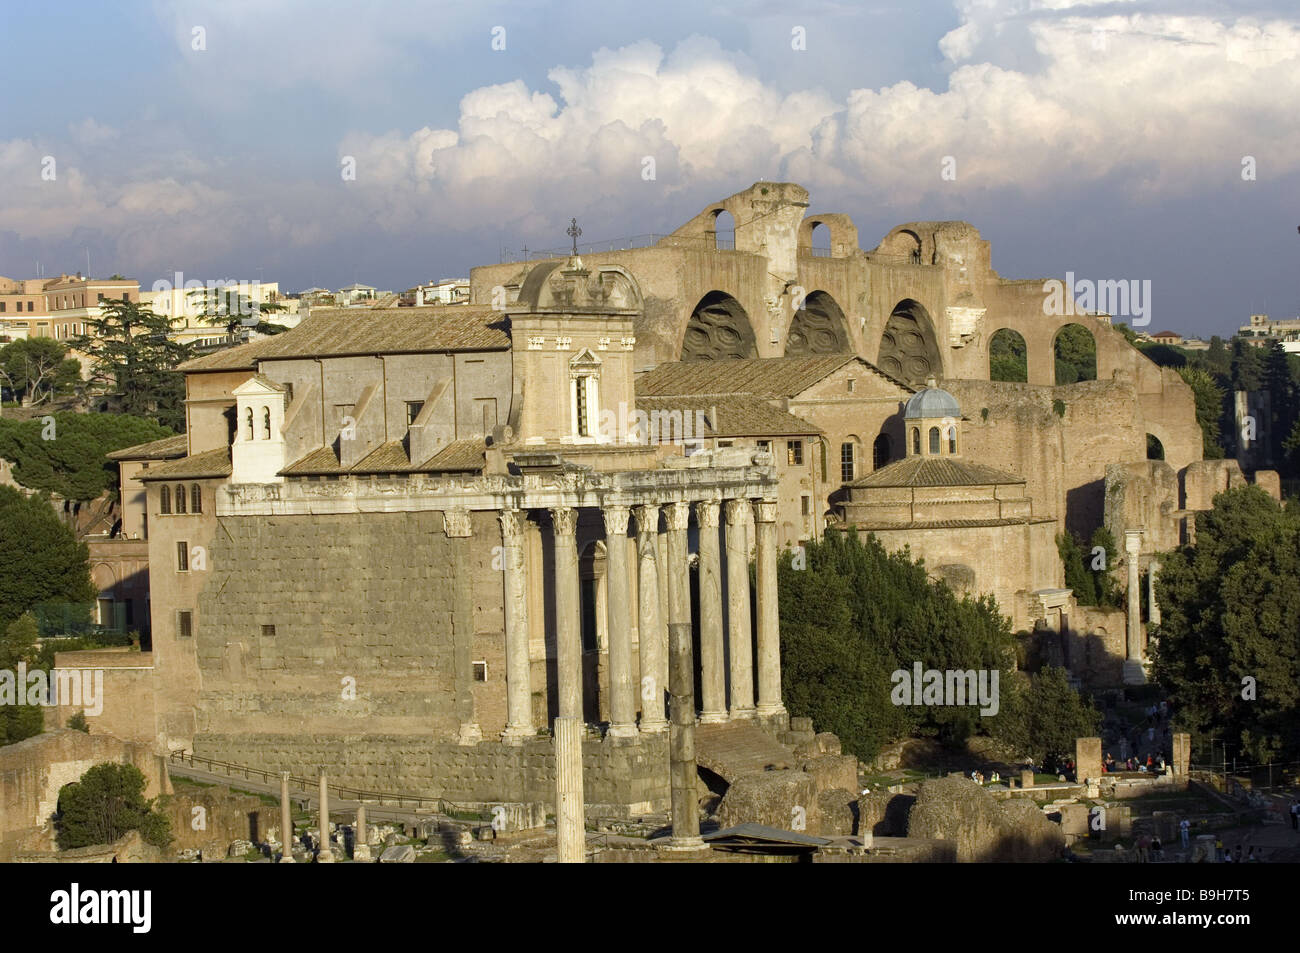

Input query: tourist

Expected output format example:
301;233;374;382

1290;800;1299;831
1233;845;1244;864
1215;836;1224;861
1151;835;1163;861
1179;818;1191;849
1247;847;1259;862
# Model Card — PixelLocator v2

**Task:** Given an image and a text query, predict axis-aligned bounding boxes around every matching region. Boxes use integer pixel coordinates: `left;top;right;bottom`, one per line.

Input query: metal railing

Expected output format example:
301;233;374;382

168;750;449;813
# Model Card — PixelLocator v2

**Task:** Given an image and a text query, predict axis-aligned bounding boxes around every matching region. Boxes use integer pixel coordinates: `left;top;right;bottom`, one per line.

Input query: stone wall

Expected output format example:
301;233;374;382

193;733;670;816
0;730;168;861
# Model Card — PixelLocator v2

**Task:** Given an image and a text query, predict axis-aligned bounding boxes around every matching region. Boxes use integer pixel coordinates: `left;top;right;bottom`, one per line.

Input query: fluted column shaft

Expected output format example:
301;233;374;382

499;509;534;742
603;505;637;737
696;500;727;723
550;506;585;863
754;500;785;717
665;501;702;848
724;498;755;718
633;505;667;731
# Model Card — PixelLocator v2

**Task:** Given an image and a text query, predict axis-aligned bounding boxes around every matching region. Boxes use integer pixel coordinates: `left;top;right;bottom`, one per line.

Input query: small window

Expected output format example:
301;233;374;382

846;378;856;393
246;407;254;440
911;428;920;455
573;378;590;437
406;400;424;427
190;483;202;513
262;624;276;638
718;440;734;448
757;440;772;454
472;660;488;682
177;610;193;639
947;426;957;455
176;541;190;572
160;484;171;514
928;427;940;455
841;442;855;483
262;406;271;439
787;440;803;466
801;495;811;516
174;483;187;514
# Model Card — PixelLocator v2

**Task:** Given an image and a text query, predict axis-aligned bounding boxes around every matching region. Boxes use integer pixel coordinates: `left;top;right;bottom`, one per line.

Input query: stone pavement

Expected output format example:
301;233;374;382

695;722;798;783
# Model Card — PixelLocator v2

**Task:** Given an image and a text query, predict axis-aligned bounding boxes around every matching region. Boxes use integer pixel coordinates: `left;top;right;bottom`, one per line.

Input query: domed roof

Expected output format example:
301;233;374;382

904;382;960;420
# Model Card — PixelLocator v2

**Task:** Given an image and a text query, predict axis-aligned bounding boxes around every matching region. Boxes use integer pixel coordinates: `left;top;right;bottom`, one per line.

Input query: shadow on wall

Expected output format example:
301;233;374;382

1065;479;1105;541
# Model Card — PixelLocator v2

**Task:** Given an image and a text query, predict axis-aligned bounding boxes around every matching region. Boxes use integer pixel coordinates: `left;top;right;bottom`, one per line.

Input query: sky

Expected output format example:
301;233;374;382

1;0;1298;338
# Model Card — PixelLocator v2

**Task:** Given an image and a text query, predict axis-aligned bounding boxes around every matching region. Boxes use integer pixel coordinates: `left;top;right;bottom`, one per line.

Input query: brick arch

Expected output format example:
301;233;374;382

877;298;942;386
1052;322;1098;385
797;214;860;258
785;290;851;356
988;327;1029;382
681;291;759;362
91;562;118;596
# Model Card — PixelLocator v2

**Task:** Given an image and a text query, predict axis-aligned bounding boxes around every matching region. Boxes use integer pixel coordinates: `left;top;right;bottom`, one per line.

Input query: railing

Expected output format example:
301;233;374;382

798;246;833;258
496;232;741;263
168;750;449;813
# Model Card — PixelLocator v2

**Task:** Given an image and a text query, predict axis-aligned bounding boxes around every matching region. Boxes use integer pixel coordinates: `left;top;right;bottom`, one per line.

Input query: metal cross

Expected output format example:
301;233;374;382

567;218;582;256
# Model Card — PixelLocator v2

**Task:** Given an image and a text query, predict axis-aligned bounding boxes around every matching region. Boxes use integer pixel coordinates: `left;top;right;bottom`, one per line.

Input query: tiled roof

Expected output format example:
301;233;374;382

179;307;509;371
846;517;1051;529
636;355;910;398
635;395;820;437
280;446;344;475
136;447;232;480
847;456;1026;488
281;438;486;476
106;434;188;460
418;438;486;472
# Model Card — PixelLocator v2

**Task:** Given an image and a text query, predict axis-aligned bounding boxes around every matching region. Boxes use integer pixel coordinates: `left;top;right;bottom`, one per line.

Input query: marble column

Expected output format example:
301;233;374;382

724;499;755;719
499;509;534;744
279;771;294;863
695;500;727;723
550;506;586;863
603;505;637;737
316;769;333;863
753;500;786;717
1123;530;1146;685
353;802;370;862
633;504;667;732
665;500;703;850
1147;558;1161;628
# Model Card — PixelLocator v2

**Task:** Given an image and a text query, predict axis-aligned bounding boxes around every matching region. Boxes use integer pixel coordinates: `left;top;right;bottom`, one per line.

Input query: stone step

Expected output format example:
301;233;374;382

695;722;798;783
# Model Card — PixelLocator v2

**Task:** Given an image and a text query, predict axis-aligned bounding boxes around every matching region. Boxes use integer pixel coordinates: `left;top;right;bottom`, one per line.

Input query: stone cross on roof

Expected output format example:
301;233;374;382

567;218;582;255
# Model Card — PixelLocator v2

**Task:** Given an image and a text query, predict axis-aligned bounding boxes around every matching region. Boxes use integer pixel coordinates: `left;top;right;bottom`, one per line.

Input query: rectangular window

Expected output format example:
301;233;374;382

787;440;803;467
472;660;488;682
176;541;189;572
405;400;424;427
262;624;276;638
718;440;733;448
574;379;589;437
0;303;5;312
847;378;856;393
757;440;771;454
801;495;811;516
177;610;193;639
841;442;855;483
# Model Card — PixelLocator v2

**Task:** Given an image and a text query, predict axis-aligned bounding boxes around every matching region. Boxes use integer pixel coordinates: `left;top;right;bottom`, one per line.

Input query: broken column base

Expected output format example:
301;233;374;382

1122;660;1147;685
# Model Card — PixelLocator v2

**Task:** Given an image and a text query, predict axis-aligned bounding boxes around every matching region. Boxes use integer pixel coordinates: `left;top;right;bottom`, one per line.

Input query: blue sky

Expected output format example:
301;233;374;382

2;0;1298;337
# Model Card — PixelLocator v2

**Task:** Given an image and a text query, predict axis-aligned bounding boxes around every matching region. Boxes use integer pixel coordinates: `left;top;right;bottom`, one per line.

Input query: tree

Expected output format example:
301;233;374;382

1177;365;1226;460
779;531;1018;759
1053;325;1097;384
0;412;171;502
0;485;95;629
70;298;194;430
1151;486;1300;763
991;666;1101;765
0;613;45;746
0;339;82;407
989;330;1027;382
1263;341;1297;471
189;286;291;337
1231;339;1264;392
56;762;172;850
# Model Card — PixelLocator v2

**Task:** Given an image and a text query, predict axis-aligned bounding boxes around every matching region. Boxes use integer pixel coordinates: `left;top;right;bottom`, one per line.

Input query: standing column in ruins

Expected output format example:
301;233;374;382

695;500;727;723
317;769;334;863
550;506;586;862
1148;558;1161;628
665;500;703;849
279;770;294;863
753;500;786;718
603;505;637;737
498;509;534;743
353;802;370;862
633;504;668;732
1123;531;1146;685
724;498;755;719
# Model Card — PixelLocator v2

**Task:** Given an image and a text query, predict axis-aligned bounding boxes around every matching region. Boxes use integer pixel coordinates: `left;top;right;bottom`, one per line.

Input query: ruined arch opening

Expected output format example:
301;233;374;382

786;290;851;357
809;221;831;256
682;291;758;362
1147;434;1165;460
710;209;735;250
989;328;1028;382
1053;323;1097;384
877;299;941;386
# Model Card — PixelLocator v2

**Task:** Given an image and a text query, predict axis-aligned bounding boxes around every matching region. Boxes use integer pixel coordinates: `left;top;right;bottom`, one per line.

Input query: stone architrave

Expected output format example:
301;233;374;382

633;505;667;731
603;505;637;738
724;499;755;719
279;771;294;863
550;506;585;863
317;770;334;863
753;500;786;717
695;500;727;723
499;509;534;743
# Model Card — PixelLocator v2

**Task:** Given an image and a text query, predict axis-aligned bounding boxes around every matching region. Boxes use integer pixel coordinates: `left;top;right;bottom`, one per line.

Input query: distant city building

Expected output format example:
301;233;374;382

1150;330;1183;346
0;273;138;343
1238;312;1300;347
414;278;470;305
140;280;302;348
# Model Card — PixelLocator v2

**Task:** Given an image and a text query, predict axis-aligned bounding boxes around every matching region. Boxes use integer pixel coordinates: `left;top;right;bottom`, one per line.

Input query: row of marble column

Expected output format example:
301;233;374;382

497;498;785;744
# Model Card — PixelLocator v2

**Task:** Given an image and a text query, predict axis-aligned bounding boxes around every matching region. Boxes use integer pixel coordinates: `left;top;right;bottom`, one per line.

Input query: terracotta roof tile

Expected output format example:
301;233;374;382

637;355;911;398
847;456;1026;489
635;395;820;437
136;447;232;480
106;434;188;460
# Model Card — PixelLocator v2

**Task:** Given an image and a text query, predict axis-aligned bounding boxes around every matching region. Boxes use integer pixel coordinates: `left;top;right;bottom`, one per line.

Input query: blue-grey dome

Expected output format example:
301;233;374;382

904;386;960;420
